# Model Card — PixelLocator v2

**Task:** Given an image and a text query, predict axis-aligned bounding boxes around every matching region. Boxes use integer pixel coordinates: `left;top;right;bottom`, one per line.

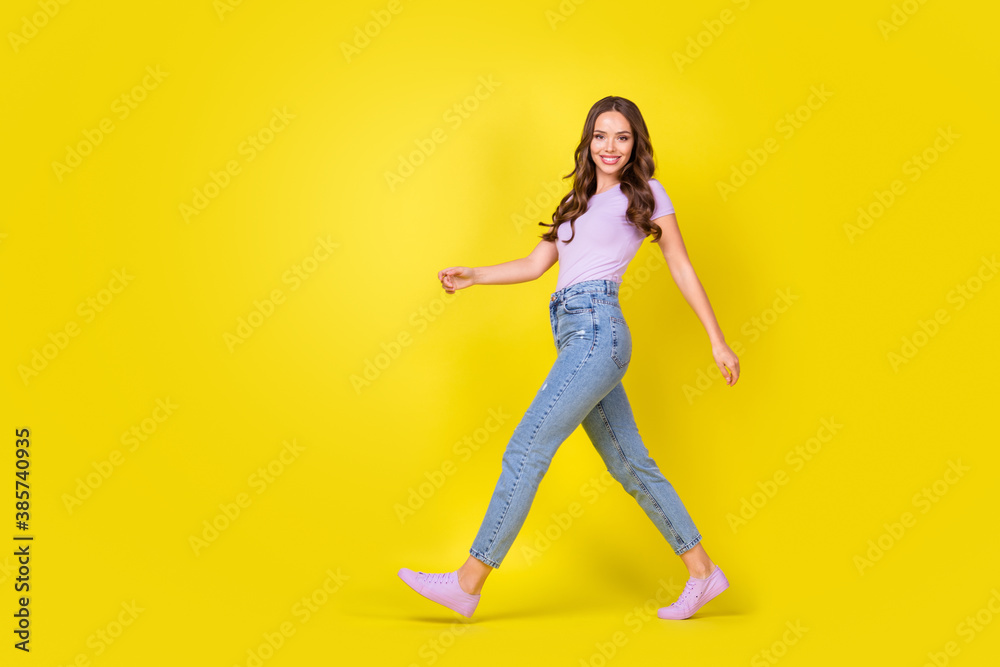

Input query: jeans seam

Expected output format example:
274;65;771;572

480;312;598;561
610;316;628;369
597;401;683;545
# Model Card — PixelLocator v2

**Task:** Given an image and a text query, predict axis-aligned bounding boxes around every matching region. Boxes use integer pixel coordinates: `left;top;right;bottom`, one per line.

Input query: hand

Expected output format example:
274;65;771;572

438;266;476;294
712;342;740;386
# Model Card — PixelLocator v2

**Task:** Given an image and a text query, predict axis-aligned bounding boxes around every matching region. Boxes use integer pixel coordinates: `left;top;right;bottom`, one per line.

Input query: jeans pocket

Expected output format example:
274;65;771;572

562;294;594;315
610;316;631;368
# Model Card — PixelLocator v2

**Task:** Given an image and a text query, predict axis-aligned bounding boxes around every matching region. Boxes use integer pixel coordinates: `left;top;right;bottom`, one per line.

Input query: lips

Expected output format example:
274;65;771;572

600;155;622;164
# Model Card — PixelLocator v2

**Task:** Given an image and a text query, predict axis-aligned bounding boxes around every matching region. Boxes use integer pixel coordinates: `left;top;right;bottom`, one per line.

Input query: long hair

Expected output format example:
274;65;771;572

539;96;663;244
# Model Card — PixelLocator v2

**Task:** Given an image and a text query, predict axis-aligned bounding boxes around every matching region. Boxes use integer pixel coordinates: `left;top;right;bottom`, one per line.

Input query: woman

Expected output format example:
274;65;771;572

399;95;739;620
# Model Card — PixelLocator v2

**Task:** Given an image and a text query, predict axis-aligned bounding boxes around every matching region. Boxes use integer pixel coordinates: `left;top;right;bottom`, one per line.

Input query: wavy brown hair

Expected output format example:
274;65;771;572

539;96;663;244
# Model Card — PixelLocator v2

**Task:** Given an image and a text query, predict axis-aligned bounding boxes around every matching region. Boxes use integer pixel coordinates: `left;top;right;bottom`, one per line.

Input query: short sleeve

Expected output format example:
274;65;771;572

649;178;675;220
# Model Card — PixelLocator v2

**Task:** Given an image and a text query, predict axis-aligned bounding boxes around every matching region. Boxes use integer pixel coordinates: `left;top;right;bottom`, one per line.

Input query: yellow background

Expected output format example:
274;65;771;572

4;0;999;664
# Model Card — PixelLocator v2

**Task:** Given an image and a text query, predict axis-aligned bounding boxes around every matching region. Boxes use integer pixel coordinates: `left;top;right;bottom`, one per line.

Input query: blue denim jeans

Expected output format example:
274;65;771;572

469;279;702;568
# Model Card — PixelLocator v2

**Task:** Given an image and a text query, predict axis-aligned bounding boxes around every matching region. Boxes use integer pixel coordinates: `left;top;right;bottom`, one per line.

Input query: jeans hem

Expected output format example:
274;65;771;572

469;548;500;569
674;533;703;556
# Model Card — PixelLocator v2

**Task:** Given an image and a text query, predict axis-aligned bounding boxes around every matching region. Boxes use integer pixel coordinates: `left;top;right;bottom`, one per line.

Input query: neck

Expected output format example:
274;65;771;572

594;177;620;194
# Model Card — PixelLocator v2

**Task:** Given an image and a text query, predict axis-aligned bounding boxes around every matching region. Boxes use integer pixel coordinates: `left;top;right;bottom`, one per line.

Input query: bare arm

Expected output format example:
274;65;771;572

474;239;558;285
654;212;740;384
439;240;558;293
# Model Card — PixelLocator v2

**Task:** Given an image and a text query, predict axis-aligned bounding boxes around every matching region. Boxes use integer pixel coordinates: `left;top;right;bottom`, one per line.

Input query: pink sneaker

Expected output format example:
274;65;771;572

657;565;729;620
397;568;480;618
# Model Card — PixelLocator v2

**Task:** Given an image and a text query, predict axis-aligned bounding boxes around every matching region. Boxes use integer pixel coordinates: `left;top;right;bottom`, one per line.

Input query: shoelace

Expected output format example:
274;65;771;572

671;579;701;607
423;572;453;585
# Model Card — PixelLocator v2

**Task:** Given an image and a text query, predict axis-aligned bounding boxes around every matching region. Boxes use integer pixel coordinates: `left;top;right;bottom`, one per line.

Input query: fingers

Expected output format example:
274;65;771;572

719;357;740;386
439;268;456;294
726;359;740;386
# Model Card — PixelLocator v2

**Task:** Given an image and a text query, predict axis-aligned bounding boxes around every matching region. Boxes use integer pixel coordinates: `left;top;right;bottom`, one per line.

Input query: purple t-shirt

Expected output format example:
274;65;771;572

555;178;675;291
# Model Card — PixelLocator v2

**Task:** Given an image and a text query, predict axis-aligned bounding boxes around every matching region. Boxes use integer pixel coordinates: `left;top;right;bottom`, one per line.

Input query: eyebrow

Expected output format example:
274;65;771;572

594;129;631;135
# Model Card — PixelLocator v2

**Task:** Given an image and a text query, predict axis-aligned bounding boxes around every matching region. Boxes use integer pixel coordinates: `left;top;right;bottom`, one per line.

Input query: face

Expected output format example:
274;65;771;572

590;110;634;180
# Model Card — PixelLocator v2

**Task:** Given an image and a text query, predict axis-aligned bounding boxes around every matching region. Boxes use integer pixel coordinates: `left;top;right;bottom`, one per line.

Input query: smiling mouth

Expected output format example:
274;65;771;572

600;155;622;164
